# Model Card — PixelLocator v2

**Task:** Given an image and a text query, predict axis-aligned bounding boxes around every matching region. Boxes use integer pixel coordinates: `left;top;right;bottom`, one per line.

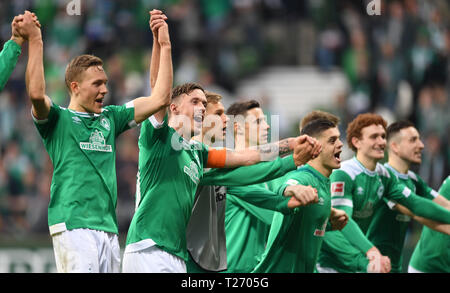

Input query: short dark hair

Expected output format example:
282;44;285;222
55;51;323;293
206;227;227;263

300;110;340;130
387;120;415;142
171;82;205;102
301;118;336;138
226;100;260;116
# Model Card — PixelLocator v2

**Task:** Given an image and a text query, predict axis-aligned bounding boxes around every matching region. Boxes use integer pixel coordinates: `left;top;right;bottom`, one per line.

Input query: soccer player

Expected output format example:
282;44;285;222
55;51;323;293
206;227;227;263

252;117;349;273
1;12;40;91
21;10;173;272
365;121;450;272
221;100;318;273
409;175;450;273
122;12;320;273
186;92;320;273
317;113;450;273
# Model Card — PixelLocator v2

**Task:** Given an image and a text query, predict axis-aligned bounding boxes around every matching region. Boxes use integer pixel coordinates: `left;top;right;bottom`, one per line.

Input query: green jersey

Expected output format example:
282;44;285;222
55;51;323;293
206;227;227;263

224;181;292;273
253;164;332;273
409;176;450;273
33;101;135;235
366;164;438;273
318;157;450;272
0;40;21;91
125;115;210;261
186;155;297;273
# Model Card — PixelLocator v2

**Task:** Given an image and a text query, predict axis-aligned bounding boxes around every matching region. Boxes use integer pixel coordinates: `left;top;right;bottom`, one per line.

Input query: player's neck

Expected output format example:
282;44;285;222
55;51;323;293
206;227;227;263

388;154;410;174
309;159;332;178
168;117;192;140
68;99;90;113
356;153;378;171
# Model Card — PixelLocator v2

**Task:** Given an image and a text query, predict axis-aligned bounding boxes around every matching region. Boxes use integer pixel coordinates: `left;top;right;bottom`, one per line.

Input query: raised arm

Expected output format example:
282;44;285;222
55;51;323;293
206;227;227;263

219;135;321;168
148;9;166;90
18;11;51;120
0;15;28;91
132;10;172;124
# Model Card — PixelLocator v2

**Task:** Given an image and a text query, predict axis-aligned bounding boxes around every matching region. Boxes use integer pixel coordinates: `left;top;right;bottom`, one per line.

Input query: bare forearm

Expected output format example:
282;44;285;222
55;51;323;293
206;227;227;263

225;149;261;167
256;138;294;162
26;37;45;101
134;44;172;123
433;195;450;210
151;44;172;104
150;38;161;90
413;215;450;235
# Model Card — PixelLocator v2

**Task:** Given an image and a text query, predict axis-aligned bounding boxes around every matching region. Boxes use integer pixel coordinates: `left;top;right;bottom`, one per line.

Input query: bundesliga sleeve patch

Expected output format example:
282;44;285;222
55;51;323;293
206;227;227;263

331;182;345;197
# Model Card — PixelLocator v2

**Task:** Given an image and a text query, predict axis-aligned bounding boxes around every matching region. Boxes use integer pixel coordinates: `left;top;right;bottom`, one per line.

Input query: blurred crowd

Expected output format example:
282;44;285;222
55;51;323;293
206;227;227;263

0;0;449;240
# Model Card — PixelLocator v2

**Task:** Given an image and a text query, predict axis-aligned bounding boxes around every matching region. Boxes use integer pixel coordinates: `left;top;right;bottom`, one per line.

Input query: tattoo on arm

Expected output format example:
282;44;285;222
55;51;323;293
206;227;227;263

257;138;292;161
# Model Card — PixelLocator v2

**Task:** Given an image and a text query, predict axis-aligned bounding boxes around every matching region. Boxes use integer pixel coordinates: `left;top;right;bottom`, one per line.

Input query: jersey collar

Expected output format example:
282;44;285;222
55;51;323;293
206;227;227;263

384;163;409;180
352;157;378;177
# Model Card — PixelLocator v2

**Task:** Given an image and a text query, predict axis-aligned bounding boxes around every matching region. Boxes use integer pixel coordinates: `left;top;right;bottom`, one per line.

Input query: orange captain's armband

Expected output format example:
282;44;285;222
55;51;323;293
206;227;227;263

207;148;227;168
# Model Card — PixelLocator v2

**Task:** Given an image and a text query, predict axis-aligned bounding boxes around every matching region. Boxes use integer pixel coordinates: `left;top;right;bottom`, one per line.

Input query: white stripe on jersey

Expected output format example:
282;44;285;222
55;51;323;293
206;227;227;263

331;198;353;208
126;101;134;108
135;171;141;211
149;115;165;129
430;190;439;198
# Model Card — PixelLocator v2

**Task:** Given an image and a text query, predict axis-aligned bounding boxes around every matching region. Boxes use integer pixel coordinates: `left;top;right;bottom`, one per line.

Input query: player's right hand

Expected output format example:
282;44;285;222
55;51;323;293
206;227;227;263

149;9;168;37
293;135;322;166
14;11;41;41
366;247;391;273
284;185;319;207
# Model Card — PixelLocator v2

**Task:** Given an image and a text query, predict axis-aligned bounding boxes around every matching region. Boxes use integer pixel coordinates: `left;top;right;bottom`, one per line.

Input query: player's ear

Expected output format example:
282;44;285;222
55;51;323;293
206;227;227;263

170;102;179;115
351;136;360;150
70;81;79;95
389;140;400;154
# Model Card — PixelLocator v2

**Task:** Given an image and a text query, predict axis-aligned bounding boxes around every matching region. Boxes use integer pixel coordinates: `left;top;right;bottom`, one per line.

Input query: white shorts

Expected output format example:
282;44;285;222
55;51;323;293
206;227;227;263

316;263;339;273
408;265;424;273
122;245;186;273
51;228;120;273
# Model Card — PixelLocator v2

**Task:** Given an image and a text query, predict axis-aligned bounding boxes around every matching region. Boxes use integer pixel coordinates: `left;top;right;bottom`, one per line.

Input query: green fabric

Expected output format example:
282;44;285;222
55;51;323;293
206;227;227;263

200;155;296;186
409;176;450;273
224;183;275;273
126;114;210;261
366;164;438;273
34;102;135;234
253;164;332;273
0;40;21;91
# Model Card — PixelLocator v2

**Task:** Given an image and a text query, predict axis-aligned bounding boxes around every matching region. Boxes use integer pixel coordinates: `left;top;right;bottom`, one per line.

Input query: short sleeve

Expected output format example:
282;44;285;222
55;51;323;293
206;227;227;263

104;103;136;136
32;101;60;139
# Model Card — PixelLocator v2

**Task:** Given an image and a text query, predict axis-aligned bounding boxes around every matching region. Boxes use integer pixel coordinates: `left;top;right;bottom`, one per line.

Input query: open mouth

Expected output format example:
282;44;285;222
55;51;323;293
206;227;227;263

334;151;341;163
95;97;104;105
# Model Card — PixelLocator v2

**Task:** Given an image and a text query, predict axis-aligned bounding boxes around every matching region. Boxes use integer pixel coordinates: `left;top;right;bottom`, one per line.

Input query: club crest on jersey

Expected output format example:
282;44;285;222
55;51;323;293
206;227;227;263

80;130;112;152
331;182;344;196
100;118;110;131
184;161;200;185
357;186;364;195
376;184;384;198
